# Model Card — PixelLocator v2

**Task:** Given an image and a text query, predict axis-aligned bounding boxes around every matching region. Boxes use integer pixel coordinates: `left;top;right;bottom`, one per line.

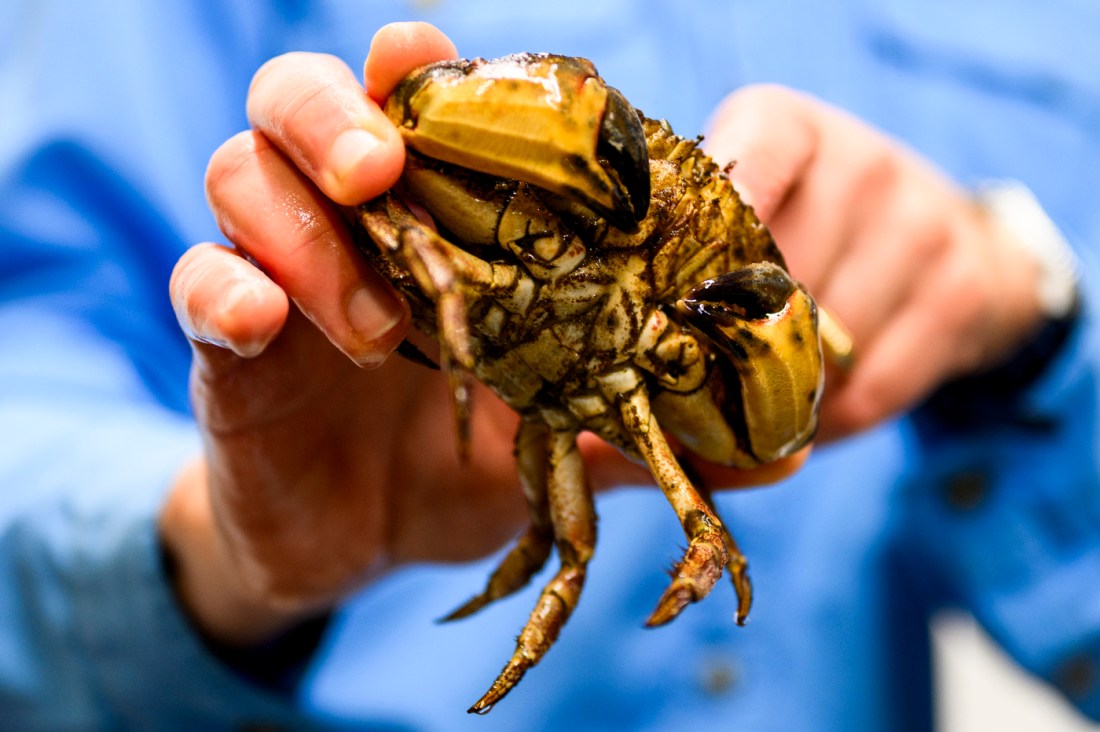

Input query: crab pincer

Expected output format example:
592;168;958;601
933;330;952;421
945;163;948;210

385;53;651;231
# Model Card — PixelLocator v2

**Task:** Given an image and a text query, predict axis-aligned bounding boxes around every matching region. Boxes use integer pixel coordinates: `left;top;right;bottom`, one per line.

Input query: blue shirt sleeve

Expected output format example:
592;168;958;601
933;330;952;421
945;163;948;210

0;2;335;728
905;247;1100;718
0;308;335;727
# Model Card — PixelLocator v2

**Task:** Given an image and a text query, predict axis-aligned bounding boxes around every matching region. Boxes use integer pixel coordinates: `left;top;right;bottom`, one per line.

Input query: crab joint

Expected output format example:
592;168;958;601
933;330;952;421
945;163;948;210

385;53;651;231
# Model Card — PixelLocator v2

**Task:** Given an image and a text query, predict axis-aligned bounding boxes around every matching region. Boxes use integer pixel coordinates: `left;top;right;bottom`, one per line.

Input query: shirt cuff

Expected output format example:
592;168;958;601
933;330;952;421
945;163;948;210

2;409;333;729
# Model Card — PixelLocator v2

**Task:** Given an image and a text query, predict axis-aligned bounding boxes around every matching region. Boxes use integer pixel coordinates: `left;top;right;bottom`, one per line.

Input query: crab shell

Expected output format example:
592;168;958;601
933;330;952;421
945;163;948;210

355;53;825;714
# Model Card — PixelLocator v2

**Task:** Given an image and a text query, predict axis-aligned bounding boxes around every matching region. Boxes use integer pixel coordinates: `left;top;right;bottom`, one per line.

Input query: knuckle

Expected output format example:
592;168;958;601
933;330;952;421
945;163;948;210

898;192;948;263
836;374;894;436
169;247;219;340
286;207;341;260
854;144;899;203
170;244;219;308
930;251;989;372
204;130;264;207
842;388;880;432
248;51;341;112
710;85;821;222
248;52;305;97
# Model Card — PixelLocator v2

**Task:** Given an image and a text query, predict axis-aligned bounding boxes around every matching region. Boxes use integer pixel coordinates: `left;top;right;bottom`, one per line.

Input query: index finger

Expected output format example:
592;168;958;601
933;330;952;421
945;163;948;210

245;23;457;207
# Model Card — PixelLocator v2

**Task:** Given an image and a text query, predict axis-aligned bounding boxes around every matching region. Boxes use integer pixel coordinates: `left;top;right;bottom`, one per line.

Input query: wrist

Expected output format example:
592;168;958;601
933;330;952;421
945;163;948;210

919;182;1080;429
954;179;1077;376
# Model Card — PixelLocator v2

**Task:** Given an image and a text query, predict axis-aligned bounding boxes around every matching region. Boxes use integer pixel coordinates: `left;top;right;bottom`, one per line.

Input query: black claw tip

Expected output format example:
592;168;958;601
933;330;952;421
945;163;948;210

680;262;797;324
599;86;651;226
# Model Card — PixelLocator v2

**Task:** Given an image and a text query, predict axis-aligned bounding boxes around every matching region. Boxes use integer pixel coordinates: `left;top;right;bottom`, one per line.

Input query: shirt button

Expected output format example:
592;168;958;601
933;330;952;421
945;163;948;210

942;470;989;511
697;654;739;696
1055;655;1098;700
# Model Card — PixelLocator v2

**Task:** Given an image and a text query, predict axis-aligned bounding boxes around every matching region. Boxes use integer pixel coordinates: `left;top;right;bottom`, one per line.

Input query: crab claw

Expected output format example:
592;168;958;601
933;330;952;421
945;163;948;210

676;263;824;463
385;53;651;231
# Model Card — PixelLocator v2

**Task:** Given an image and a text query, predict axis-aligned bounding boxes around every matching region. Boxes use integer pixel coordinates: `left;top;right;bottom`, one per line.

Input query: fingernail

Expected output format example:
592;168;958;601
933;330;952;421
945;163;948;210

220;280;279;358
346;285;404;364
329;126;383;184
185;285;268;358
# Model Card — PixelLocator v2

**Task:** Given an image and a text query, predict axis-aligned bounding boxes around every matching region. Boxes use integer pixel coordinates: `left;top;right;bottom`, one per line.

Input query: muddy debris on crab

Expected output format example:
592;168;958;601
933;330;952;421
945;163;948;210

355;52;836;714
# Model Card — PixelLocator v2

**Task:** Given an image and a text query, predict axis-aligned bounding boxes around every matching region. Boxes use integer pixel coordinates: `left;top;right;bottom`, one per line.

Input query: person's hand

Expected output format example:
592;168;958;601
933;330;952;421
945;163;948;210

160;23;799;650
163;22;531;647
704;85;1046;441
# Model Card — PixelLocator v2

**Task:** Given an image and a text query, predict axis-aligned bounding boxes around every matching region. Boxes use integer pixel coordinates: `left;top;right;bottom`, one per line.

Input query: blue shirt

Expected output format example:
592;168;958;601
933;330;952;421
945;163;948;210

2;1;1100;729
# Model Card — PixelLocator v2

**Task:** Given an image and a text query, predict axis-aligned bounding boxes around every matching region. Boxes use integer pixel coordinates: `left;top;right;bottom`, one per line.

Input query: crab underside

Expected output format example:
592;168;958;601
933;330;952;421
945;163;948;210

355;52;843;714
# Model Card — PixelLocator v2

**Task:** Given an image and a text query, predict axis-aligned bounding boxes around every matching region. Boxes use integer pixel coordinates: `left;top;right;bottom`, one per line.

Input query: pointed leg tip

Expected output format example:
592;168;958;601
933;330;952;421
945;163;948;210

645;608;682;628
436;610;465;624
467;685;503;715
468;667;521;715
645;587;692;628
729;565;753;627
437;596;487;623
733;594;752;627
467;699;496;715
643;614;672;629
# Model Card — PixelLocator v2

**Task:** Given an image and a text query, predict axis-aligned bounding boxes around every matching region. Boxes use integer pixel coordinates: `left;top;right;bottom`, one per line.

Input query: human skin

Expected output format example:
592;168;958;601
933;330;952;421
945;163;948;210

704;88;1043;439
161;22;1042;648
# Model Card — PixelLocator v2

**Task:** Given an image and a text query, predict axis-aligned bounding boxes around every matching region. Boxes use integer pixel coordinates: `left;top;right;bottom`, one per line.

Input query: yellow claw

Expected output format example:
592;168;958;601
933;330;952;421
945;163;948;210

676;262;824;464
384;53;650;231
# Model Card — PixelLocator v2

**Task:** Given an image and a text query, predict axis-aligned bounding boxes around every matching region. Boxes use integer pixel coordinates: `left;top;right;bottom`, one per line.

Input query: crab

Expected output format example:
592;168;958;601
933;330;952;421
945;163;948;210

355;53;838;714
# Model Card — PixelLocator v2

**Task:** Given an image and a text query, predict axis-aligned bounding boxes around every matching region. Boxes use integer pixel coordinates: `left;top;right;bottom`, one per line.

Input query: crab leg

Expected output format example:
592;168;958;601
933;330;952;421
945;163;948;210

469;419;595;714
698;486;753;626
359;196;519;457
442;416;554;621
617;383;733;627
360;196;515;367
